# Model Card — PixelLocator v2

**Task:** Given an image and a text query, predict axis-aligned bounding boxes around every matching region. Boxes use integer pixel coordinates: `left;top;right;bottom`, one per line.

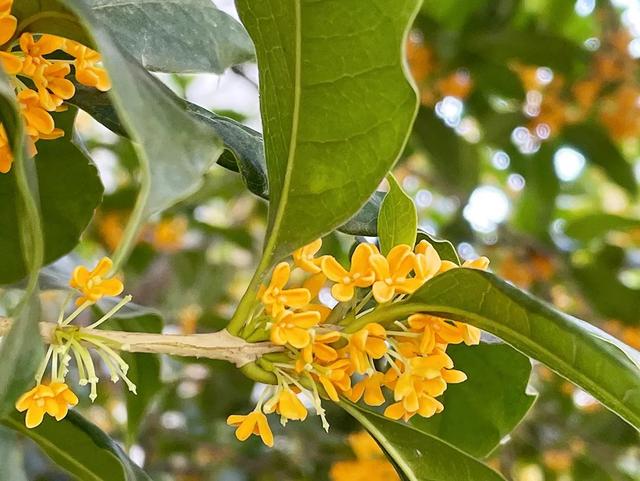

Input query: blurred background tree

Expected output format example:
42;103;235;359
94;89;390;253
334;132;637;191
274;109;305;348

2;0;640;480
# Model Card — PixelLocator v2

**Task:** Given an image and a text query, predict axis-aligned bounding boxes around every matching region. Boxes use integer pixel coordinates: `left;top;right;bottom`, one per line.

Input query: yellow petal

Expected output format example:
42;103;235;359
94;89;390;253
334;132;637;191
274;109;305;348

270;262;290;289
234;415;257;441
256;412;274;447
321;256;347;282
286;327;311;349
442;369;467;384
280;287;311;308
0;15;16;45
372;281;394;303
25;405;46;428
331;282;354;302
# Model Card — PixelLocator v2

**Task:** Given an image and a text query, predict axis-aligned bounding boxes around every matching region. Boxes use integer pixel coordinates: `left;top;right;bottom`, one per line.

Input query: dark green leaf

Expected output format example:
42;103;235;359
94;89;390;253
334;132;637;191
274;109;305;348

0;110;103;284
563;123;637;196
339;191;386;237
341;403;507;481
4;410;151;481
13;0;253;73
411;343;535;458
378;175;417;254
416;230;460;264
236;0;421;261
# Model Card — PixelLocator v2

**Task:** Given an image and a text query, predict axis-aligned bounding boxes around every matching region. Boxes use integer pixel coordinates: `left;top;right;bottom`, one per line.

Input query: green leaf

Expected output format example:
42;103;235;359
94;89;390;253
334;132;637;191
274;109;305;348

378;175;417;254
0;68;43;414
4;410;151;481
0;298;42;417
416;230;460;264
98;299;163;442
236;0;421;261
69;85;389;237
564;213;640;243
356;269;640;430
0;110;103;284
341;403;507;481
410;343;535;458
13;0;253;73
563;123;638;196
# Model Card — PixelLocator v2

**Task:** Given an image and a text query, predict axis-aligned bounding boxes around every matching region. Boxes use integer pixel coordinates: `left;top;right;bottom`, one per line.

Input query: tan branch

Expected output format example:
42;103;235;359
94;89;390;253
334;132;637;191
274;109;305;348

0;317;280;367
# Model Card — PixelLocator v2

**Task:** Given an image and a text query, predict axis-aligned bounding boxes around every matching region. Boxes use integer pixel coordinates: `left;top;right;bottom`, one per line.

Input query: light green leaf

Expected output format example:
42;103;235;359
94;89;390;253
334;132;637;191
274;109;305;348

410;343;536;458
0;109;103;284
416;230;460;264
341;403;507;481
4;411;151;481
13;0;253;73
378;174;417;254
236;0;421;261
564;213;640;243
354;269;640;430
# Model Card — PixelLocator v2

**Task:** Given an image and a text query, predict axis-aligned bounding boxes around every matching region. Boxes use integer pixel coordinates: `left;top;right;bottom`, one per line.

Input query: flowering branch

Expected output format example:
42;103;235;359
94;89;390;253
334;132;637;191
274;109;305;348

0;317;282;367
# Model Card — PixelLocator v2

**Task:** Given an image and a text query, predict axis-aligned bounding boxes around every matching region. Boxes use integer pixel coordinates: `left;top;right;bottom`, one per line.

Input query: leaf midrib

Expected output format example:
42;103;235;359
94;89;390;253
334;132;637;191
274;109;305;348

263;0;302;260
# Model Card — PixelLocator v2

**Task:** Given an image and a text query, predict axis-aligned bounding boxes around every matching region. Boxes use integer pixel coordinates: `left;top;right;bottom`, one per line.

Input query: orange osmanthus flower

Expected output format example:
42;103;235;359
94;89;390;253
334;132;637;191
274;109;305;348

69;257;124;305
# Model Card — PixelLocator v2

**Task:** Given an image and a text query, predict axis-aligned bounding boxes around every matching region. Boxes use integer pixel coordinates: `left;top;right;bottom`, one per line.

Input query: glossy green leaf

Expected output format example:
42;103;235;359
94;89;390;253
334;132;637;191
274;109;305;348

236;0;421;261
0;110;103;284
4;410;151;481
341;403;507;481
355;269;640;430
339;190;386;237
564;213;640;243
563;123;638;196
416;230;460;264
411;343;535;458
378;175;417;254
13;0;253;73
61;0;224;218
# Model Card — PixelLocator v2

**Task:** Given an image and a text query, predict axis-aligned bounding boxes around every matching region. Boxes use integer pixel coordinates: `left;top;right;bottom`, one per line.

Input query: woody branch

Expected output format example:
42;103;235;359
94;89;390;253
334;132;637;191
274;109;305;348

0;317;281;367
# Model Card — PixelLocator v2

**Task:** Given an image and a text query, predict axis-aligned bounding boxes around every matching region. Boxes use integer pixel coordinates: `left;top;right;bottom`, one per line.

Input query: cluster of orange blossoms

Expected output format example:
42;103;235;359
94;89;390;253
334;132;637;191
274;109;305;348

0;0;109;173
227;239;488;446
16;257;128;428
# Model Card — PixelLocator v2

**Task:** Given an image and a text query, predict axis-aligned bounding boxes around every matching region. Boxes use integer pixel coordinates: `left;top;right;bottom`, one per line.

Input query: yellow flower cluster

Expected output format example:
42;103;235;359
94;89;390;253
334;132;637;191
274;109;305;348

227;239;488;446
330;431;400;481
0;0;110;173
16;257;132;429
